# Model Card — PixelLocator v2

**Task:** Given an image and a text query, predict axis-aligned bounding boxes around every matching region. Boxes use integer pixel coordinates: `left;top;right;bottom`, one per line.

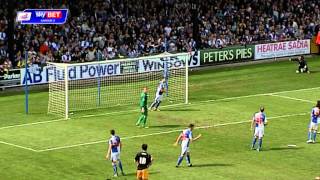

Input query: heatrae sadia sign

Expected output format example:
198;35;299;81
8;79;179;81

200;46;254;65
16;9;68;24
254;40;310;60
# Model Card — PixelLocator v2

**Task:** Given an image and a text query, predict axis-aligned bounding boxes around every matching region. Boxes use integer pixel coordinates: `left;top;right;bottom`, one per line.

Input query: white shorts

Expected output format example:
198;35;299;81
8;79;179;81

309;122;318;131
254;127;264;138
180;145;190;156
155;95;163;101
110;152;120;162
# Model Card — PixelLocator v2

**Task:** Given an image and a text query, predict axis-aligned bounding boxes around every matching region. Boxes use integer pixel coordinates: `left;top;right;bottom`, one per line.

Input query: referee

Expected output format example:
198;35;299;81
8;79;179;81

135;144;153;180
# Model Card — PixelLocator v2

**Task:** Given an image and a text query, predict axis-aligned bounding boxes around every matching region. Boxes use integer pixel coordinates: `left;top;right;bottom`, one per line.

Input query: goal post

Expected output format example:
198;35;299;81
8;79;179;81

47;52;190;119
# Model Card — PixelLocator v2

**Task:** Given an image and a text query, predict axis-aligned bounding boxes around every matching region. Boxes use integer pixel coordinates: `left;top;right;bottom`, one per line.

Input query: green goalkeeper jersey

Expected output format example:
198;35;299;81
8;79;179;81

140;92;148;107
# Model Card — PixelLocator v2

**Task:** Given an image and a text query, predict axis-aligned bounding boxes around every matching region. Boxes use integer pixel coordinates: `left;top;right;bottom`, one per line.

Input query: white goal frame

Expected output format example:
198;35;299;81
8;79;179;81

48;52;189;119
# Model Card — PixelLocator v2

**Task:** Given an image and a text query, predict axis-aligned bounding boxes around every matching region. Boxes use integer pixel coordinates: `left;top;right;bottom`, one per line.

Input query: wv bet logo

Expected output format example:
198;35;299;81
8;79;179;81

16;12;32;21
35;11;62;18
35;11;46;18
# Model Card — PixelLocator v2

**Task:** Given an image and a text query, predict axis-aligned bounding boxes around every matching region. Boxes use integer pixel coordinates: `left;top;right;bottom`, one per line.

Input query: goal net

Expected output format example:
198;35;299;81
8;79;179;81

47;53;189;119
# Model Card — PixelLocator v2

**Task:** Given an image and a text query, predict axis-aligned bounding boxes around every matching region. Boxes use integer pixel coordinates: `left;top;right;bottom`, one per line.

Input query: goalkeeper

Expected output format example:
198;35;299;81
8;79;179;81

136;87;149;128
149;79;165;111
290;55;310;73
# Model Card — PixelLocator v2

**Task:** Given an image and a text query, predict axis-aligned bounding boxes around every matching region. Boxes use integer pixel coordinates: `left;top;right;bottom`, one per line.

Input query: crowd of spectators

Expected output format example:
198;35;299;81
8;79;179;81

0;0;320;72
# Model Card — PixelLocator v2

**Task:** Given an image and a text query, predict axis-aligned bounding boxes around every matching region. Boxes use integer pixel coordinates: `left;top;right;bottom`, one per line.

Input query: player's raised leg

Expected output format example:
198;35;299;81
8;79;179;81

149;100;157;110
154;100;162;111
150;79;165;111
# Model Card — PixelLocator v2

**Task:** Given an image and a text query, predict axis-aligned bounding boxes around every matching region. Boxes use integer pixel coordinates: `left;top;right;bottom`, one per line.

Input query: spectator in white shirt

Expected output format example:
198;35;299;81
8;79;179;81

62;51;72;63
86;47;96;61
0;31;6;41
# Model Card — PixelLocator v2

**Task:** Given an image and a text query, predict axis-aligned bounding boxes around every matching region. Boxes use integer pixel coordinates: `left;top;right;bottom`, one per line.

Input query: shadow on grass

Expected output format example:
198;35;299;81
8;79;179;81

265;146;303;151
309;70;319;74
160;108;200;112
122;170;161;178
191;163;233;168
150;124;181;128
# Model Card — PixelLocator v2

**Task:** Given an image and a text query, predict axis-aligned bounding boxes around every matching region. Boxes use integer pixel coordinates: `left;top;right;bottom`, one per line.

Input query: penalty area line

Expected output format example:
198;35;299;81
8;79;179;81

0;118;65;130
0;140;38;152
269;94;314;104
36;112;308;152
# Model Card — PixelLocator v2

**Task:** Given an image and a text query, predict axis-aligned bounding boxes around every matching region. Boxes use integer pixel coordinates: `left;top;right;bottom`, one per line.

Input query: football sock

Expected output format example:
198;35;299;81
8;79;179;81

142;115;147;127
308;131;312;140
136;115;144;126
177;156;183;166
186;155;191;164
258;139;263;149
118;160;124;173
112;163;117;175
313;131;317;141
252;137;257;148
150;101;156;108
155;101;161;109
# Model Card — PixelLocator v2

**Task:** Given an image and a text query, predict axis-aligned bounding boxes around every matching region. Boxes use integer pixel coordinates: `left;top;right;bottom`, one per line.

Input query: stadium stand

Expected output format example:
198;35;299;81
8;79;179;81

0;0;319;70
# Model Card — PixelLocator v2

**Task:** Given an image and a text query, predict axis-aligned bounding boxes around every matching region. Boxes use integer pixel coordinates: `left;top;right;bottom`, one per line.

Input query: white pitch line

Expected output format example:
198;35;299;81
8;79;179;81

269;94;314;104
81;103;186;118
0;140;38;152
269;86;320;95
0;86;319;130
37;112;308;152
80;86;320;119
79;94;270;119
197;112;308;129
0;118;65;130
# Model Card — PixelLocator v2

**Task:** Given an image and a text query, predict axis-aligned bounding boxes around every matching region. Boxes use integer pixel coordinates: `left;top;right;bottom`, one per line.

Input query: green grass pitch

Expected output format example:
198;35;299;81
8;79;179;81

1;56;320;180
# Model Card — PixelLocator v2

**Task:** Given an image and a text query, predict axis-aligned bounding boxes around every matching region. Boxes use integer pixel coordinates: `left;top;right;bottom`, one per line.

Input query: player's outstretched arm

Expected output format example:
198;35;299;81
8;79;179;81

250;118;255;131
174;134;182;146
192;134;202;142
106;144;112;159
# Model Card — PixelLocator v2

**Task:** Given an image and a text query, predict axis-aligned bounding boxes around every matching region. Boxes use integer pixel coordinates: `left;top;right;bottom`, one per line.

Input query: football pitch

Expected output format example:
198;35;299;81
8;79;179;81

1;57;320;180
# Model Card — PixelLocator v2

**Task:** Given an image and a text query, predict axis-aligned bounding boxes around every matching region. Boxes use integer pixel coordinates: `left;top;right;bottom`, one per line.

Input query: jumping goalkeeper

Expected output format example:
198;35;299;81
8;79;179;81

136;87;149;128
149;79;165;111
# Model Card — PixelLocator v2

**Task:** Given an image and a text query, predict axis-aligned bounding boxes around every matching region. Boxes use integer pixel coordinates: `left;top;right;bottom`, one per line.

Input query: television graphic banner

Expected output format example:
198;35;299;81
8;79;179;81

17;9;68;24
